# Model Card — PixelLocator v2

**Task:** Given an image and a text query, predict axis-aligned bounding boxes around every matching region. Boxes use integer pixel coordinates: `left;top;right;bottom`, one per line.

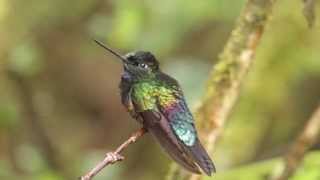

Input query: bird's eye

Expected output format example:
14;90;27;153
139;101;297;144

140;63;148;69
133;61;139;66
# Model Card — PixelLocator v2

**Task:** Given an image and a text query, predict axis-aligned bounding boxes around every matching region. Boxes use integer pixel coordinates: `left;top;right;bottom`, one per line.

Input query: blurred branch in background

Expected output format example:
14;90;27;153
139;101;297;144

167;0;276;179
302;0;317;27
7;70;69;179
81;128;146;180
203;151;320;180
270;104;320;180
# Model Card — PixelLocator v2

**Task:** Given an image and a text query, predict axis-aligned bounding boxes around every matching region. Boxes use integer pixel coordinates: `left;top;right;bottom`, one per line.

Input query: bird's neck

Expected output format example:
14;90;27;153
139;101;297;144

122;69;157;83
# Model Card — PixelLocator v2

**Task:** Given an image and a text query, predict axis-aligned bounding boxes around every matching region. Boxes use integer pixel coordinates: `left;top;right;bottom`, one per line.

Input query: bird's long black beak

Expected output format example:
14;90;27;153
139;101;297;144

94;39;128;63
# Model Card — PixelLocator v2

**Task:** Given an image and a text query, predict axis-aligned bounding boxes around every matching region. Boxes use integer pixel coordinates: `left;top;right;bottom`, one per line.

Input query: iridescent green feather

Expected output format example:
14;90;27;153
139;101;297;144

131;80;196;146
132;82;158;110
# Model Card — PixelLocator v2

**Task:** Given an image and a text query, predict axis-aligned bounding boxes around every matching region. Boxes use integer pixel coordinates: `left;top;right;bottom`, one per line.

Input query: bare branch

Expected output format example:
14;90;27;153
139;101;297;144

80;128;146;180
271;105;320;180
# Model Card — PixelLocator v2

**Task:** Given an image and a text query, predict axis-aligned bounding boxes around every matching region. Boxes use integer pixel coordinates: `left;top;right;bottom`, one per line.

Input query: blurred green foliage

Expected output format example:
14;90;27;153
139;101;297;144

0;0;319;180
205;151;320;180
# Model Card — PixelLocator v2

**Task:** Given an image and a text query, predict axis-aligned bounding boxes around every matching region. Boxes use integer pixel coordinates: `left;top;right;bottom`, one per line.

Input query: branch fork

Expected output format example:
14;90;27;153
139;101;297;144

80;128;146;180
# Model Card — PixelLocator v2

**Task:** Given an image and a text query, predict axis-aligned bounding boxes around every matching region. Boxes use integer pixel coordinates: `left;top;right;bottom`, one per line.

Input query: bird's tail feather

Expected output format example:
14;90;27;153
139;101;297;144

185;139;216;176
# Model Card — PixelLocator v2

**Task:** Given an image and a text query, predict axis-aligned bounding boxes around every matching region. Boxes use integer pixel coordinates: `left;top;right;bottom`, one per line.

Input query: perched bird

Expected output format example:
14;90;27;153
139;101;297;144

94;40;215;175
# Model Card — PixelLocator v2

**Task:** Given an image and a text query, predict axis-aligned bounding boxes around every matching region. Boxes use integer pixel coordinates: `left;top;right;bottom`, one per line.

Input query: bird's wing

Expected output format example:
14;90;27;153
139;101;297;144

129;81;200;173
129;72;215;175
158;98;216;176
139;110;201;174
155;72;215;175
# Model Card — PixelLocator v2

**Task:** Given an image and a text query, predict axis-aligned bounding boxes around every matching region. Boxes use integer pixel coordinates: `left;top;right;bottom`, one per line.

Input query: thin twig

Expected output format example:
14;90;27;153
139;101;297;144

80;128;146;180
271;104;320;180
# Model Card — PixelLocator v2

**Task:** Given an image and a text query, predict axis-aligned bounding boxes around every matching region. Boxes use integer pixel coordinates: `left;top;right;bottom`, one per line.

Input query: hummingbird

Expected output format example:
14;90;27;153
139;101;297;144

94;40;215;176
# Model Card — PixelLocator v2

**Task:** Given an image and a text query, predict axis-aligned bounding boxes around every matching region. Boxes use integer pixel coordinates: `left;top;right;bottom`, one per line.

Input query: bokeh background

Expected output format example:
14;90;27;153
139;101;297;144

0;0;320;180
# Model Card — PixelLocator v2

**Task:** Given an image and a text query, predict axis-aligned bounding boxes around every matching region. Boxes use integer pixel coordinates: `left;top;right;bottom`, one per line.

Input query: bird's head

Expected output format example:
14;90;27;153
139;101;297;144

94;40;160;78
